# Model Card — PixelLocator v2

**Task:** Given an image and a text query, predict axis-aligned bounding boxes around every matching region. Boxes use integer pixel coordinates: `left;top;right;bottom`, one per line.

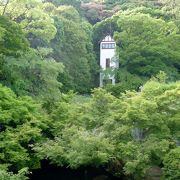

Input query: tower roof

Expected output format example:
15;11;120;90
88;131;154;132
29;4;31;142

101;35;115;42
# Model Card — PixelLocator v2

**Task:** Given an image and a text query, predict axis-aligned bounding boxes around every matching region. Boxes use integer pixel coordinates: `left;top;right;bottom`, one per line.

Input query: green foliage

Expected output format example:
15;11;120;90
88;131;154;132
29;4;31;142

113;12;180;91
0;168;28;180
0;16;29;56
0;52;63;101
34;78;180;179
0;0;57;43
34;126;114;168
105;70;145;96
163;147;180;180
34;88;116;168
47;0;82;10
114;79;180;178
51;6;98;93
0;84;48;171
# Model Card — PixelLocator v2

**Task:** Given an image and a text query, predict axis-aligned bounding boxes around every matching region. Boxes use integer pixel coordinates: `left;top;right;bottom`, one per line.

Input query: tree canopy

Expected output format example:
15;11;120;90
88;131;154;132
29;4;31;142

34;76;180;179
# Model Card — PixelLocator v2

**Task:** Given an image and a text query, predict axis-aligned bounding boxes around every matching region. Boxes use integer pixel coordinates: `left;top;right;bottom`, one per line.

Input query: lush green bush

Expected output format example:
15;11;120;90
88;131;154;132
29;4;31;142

0;53;63;106
0;16;29;56
0;168;28;180
114;12;180;91
34;77;180;179
163;147;180;180
0;84;48;171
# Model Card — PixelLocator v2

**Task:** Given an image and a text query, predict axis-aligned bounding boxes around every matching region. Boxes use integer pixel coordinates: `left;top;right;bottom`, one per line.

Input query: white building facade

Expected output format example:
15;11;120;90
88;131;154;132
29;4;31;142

100;35;118;87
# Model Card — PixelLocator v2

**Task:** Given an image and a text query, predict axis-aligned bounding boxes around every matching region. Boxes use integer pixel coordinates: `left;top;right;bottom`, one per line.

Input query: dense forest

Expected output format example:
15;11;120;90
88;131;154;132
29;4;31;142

0;0;179;179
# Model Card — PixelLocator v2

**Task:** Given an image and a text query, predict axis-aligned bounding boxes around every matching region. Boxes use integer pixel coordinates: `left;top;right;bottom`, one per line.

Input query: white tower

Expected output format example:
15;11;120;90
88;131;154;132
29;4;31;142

100;35;118;87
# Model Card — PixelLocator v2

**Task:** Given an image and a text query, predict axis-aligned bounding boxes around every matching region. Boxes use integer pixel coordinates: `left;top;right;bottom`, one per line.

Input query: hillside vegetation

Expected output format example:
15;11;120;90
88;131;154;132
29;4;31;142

0;0;179;179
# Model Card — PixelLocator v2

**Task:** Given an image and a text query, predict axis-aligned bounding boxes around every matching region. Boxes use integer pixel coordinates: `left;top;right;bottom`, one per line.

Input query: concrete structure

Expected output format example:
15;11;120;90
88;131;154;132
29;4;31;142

100;35;118;87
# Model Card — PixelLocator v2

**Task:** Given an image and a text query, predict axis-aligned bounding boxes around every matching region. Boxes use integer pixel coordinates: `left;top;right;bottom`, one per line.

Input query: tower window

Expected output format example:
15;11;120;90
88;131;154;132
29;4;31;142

102;43;115;49
106;58;110;68
111;43;115;48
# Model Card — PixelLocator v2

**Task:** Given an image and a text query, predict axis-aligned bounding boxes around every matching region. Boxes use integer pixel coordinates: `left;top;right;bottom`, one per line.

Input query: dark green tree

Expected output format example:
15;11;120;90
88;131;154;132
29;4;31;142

51;6;98;93
0;52;63;104
0;84;49;172
114;12;180;91
0;16;29;56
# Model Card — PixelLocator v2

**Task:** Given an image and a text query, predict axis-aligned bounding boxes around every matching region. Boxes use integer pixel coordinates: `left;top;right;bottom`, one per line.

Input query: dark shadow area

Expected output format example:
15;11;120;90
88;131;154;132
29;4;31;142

29;160;123;180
